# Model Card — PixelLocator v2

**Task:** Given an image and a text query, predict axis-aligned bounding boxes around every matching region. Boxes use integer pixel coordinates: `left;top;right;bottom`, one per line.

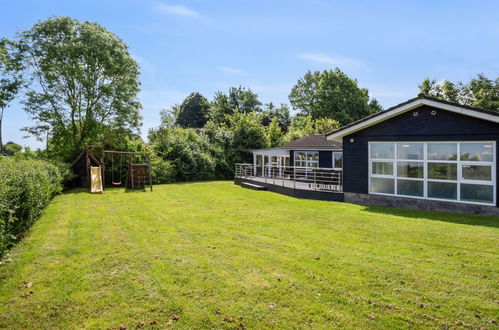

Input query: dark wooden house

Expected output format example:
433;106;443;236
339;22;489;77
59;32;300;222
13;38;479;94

327;95;499;215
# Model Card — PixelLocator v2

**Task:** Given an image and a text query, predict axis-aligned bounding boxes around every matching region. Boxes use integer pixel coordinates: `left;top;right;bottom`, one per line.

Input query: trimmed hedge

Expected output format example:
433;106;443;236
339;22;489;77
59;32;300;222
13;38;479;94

0;156;63;258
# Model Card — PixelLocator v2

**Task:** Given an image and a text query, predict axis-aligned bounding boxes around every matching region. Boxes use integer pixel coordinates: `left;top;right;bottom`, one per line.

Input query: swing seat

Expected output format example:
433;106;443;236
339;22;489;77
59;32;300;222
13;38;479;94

112;181;122;186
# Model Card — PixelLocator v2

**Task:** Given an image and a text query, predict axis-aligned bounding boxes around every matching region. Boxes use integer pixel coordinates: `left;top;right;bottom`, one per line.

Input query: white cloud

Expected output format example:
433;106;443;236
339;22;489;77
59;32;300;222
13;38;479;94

297;52;367;70
218;66;245;75
152;1;203;19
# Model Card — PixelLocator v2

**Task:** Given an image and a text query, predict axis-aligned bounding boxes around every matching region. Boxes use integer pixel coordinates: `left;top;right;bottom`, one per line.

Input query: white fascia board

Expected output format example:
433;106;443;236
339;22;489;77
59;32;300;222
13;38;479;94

326;99;499;141
326;99;423;141
252;148;288;156
423;99;499;123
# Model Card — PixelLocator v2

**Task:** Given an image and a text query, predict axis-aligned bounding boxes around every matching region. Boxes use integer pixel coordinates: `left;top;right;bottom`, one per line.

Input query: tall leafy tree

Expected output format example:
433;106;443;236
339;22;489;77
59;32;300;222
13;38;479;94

209;86;262;123
174;92;210;128
261;102;291;132
419;74;499;112
18;17;142;160
0;38;24;154
289;69;381;125
228;86;262;113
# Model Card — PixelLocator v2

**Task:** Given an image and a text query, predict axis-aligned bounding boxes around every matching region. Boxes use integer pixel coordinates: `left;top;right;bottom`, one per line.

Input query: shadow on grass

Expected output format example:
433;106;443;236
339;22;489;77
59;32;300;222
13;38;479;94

362;205;499;228
61;187;90;195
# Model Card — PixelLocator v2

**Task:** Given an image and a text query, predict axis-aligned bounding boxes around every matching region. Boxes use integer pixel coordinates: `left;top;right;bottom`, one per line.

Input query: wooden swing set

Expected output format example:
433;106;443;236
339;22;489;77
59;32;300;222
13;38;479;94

71;147;153;193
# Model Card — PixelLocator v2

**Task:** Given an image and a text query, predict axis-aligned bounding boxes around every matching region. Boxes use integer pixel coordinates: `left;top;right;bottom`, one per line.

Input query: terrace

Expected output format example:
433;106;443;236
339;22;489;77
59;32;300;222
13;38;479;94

234;163;344;200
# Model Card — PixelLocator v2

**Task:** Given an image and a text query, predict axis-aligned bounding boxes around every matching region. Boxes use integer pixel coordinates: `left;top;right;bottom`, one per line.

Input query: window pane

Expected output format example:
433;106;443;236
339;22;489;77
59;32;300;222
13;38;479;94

462;165;492;181
397;143;423;160
371;143;394;159
372;162;393;175
397;162;424;178
428;163;457;180
397;180;424;197
428;181;457;200
461;184;494;204
333;152;343;168
427;143;457;160
295;152;305;161
308;152;319;161
370;178;394;194
460;143;494;162
309;162;318;168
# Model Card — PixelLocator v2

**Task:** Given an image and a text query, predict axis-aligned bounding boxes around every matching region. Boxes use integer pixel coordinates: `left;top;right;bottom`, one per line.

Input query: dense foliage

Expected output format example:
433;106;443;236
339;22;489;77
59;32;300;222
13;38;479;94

0;156;63;257
149;126;216;181
419;74;499;112
1;141;22;155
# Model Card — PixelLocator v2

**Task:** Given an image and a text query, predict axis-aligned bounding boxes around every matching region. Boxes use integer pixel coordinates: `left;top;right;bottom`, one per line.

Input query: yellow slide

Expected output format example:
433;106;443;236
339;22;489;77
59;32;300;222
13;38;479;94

90;166;103;193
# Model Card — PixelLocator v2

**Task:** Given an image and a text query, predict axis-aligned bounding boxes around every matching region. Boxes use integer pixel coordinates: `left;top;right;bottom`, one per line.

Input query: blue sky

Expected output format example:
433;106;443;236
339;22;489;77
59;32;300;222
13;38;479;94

1;0;498;148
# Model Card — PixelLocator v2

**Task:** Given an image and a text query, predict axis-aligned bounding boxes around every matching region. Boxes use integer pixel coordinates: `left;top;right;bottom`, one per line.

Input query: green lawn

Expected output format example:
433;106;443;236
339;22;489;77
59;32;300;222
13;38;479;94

0;181;498;329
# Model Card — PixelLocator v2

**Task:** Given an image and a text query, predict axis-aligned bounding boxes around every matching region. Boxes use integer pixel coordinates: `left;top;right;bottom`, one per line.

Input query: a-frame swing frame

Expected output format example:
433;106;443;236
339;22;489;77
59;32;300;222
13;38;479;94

87;146;153;192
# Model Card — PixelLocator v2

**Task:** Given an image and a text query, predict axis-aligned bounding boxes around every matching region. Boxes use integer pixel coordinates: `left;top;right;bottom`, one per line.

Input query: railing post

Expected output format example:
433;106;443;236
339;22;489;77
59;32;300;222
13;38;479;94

293;167;296;189
341;170;343;191
314;169;317;191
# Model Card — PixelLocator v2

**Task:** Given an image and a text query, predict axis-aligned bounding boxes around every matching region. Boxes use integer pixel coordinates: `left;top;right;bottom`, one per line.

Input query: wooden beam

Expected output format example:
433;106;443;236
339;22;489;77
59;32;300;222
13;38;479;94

102;150;149;155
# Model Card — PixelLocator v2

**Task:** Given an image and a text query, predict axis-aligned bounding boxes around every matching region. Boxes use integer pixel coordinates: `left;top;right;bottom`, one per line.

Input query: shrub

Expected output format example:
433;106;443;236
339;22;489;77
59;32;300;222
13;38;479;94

0;156;63;258
149;127;217;181
150;156;174;184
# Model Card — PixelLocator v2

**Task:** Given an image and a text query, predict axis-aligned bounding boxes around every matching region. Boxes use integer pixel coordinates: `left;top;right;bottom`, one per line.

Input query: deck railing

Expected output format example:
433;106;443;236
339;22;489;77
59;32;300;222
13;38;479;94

235;163;342;192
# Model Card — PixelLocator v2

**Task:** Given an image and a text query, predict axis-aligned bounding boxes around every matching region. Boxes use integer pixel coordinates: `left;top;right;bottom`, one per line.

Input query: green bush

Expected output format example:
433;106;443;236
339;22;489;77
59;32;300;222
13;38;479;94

149;127;217;181
150;156;175;184
0;156;63;258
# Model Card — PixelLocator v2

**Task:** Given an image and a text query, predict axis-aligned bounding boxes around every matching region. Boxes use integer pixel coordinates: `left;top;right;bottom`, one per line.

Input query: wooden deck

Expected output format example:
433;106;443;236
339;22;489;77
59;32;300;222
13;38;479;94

234;177;344;202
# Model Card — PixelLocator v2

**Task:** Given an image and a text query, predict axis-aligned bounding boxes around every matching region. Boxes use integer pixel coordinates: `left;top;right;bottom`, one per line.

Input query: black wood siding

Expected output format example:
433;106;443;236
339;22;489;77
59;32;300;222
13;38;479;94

319;151;332;168
342;105;499;206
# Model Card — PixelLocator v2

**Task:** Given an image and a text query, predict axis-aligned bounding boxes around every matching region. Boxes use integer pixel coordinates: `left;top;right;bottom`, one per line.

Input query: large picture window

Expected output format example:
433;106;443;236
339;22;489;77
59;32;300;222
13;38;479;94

369;142;496;205
294;151;319;168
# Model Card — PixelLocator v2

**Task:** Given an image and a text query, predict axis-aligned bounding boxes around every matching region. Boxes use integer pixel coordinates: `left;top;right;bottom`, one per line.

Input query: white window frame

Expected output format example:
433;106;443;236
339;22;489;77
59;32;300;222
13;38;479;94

333;151;343;170
294;150;319;168
368;141;496;206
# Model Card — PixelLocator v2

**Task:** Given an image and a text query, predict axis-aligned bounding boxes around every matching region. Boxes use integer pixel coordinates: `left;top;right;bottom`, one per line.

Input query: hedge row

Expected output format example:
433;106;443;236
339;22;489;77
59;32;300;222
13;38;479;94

0;156;63;258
